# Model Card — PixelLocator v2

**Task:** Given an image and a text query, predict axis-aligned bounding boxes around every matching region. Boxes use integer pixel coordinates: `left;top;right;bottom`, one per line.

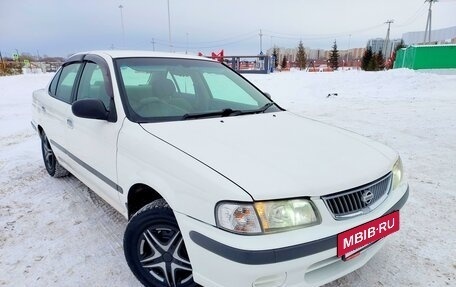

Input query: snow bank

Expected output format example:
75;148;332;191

0;69;455;286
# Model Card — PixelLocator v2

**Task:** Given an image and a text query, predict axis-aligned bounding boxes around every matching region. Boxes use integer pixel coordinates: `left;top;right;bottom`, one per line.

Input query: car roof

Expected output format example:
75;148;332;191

72;50;214;61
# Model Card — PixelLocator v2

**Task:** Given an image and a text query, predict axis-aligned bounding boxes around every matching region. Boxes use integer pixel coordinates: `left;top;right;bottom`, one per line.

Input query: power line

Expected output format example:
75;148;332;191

262;23;385;40
396;4;427;27
152;34;257;50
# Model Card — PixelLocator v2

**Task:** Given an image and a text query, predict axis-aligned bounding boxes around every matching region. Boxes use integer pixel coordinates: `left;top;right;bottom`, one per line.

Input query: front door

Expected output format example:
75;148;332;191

65;58;123;210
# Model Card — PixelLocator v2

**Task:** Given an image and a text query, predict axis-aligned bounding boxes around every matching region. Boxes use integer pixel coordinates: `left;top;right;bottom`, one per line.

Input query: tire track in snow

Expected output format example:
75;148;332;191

0;159;139;286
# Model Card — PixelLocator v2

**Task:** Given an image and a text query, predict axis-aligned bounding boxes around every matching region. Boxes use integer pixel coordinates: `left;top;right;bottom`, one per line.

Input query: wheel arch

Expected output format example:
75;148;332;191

127;183;164;219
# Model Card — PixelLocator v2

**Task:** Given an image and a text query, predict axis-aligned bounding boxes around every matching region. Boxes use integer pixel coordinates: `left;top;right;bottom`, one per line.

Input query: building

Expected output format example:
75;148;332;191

266;45;365;69
266;47;365;62
402;26;456;45
366;38;384;54
366;38;402;59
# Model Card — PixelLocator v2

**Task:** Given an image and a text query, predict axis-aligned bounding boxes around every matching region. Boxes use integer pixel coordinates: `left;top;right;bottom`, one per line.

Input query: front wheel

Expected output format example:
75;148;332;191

124;199;198;287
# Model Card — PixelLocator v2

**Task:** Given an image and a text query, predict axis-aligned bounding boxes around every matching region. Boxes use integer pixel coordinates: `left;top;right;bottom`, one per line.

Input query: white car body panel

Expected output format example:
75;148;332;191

141;112;397;200
116;120;252;222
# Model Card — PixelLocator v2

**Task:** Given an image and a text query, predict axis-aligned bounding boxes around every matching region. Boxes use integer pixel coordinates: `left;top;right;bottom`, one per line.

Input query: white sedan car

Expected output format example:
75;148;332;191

32;51;409;287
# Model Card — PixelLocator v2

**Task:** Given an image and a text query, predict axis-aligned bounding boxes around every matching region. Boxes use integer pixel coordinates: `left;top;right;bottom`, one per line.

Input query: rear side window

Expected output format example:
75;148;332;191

48;68;62;96
171;74;195;96
55;63;81;103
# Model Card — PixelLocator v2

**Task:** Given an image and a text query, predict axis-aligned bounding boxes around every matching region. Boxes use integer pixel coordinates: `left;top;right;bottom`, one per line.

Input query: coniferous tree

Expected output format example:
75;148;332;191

376;50;385;70
281;55;288;69
296;41;307;70
329;40;339;70
272;47;279;68
361;46;373;71
367;53;377;71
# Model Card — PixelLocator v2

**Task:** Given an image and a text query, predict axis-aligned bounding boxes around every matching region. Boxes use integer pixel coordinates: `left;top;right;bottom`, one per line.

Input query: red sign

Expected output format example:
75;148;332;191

337;211;400;257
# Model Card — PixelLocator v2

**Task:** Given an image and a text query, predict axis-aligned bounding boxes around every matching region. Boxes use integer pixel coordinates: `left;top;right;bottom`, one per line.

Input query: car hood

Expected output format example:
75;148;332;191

140;112;397;200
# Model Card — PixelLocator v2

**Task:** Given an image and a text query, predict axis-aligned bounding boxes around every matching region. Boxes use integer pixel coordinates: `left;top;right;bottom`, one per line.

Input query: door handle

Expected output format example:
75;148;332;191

66;119;73;128
41;106;46;112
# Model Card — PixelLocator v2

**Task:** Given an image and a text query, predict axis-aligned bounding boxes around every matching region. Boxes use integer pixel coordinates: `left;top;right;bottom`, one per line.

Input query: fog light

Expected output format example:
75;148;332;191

253;273;287;287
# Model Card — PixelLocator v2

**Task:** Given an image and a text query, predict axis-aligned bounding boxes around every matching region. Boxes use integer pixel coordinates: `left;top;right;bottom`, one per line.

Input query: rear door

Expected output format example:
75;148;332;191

41;62;82;166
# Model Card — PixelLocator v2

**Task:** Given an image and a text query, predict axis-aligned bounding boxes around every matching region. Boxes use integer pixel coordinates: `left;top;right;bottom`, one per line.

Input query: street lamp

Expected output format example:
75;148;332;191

118;5;125;47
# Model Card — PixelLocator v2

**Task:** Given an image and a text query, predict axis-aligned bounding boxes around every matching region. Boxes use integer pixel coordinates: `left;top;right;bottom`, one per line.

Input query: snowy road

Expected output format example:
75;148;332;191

1;70;455;286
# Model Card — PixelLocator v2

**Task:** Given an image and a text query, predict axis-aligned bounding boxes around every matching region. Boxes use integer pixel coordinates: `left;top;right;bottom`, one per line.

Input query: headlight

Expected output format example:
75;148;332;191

216;199;319;234
391;157;404;190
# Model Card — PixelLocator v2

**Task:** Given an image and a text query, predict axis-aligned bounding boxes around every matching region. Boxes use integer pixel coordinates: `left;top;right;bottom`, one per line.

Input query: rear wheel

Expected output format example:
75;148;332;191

41;132;69;177
124;199;198;287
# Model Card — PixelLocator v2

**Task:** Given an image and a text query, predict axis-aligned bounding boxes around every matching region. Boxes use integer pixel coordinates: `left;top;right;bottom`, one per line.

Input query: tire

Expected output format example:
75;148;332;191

124;199;198;287
41;132;69;178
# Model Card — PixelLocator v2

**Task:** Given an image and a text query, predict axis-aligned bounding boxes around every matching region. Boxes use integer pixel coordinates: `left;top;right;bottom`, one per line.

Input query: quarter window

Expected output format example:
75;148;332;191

48;68;62;96
55;63;81;103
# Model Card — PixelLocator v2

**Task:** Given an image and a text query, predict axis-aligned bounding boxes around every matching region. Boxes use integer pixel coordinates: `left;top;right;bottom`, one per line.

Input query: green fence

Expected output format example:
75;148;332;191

393;44;456;70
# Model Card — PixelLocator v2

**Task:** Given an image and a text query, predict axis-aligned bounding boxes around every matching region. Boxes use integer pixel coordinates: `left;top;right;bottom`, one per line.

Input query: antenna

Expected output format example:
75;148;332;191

424;0;438;44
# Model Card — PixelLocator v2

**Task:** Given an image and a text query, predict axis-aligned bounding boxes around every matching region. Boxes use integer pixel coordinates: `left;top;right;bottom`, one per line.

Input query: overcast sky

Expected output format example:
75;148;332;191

1;0;455;58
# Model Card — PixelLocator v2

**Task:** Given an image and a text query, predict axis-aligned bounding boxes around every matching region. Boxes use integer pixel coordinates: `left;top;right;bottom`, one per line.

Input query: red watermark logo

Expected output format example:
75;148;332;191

337;211;400;257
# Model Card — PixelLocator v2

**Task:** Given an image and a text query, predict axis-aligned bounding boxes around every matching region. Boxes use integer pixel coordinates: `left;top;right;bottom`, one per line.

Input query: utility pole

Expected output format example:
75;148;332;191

118;5;125;47
259;29;263;54
383;20;394;58
424;0;437;44
167;0;172;51
186;32;189;54
346;34;351;64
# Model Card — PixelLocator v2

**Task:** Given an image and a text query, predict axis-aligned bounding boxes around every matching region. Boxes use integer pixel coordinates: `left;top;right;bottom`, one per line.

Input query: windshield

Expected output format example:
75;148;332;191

115;58;279;122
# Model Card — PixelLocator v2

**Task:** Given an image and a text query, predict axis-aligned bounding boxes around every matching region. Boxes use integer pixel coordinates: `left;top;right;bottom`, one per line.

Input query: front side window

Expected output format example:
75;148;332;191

55;63;81;103
76;62;111;110
116;58;277;122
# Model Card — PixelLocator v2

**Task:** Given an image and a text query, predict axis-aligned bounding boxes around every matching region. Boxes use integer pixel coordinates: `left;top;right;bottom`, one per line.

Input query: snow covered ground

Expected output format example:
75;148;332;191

1;69;455;286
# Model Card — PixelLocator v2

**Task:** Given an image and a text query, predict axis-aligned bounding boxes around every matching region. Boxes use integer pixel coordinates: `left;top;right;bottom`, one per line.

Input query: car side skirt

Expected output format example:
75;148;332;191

50;139;123;194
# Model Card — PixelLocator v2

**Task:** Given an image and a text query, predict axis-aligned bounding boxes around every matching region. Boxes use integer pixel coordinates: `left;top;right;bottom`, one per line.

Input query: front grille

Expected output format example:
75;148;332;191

322;173;392;220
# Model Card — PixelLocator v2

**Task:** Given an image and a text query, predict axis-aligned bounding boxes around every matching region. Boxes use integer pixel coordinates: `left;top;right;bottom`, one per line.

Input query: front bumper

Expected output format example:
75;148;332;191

176;184;408;287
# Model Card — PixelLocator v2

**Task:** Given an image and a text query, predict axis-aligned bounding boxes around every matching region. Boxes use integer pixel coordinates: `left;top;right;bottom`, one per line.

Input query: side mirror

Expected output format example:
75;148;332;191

264;92;272;100
72;99;108;120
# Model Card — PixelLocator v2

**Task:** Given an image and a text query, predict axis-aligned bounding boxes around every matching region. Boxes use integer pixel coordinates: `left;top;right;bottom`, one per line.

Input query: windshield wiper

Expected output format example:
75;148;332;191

182;103;275;120
256;102;275;113
182;108;242;120
236;102;275;116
